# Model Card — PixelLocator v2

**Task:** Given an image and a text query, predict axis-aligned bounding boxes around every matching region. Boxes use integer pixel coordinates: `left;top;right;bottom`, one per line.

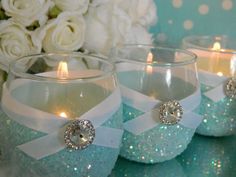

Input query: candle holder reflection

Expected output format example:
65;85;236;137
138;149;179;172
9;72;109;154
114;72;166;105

110;157;186;177
177;134;236;177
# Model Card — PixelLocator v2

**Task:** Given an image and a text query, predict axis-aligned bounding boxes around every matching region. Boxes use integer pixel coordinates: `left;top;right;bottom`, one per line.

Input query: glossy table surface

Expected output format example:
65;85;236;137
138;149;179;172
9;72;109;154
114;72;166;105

1;134;235;177
110;134;236;177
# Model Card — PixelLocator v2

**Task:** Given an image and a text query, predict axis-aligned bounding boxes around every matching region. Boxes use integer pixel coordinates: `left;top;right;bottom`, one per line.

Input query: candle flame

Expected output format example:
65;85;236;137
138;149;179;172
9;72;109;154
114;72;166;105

146;52;153;74
57;61;69;79
59;112;68;118
212;42;221;51
216;72;223;77
230;54;236;76
166;69;171;87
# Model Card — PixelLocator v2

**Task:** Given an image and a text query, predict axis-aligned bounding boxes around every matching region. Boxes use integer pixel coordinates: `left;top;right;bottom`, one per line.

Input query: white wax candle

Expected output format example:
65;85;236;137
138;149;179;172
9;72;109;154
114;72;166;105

189;46;236;77
10;70;114;119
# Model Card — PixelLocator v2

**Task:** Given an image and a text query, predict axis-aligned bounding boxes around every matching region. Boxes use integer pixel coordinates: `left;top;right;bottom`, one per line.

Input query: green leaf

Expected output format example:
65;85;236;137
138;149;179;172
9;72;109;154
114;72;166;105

0;9;9;20
48;6;62;19
26;21;40;31
3;70;8;81
26;58;49;74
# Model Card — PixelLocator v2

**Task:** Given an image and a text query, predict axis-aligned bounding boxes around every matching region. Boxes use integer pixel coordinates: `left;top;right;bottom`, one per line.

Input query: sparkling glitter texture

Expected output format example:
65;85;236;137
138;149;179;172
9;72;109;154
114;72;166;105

110;157;186;177
120;104;195;163
196;84;236;136
177;135;236;177
0;107;123;177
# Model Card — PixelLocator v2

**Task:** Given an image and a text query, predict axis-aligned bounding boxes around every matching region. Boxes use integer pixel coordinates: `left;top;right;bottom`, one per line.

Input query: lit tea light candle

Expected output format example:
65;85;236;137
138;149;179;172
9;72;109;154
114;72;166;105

59;111;68;118
57;61;69;79
212;42;221;51
146;52;153;74
144;52;156;98
209;42;221;73
56;61;70;118
216;72;223;77
190;41;236;77
230;54;236;76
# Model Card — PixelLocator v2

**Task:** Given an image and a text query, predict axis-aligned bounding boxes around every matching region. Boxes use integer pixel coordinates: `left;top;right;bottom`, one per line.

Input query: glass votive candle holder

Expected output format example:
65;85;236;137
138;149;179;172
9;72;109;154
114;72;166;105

0;53;123;177
183;35;236;137
111;45;202;163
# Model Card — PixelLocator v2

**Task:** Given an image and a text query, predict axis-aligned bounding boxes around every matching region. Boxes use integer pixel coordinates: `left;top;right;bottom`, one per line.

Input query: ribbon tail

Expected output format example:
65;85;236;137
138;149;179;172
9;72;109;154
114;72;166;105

83;88;121;128
199;70;227;87
180;88;201;112
179;112;203;130
93;127;123;149
17;130;65;160
120;85;159;112
204;84;226;102
17;127;123;160
124;111;158;135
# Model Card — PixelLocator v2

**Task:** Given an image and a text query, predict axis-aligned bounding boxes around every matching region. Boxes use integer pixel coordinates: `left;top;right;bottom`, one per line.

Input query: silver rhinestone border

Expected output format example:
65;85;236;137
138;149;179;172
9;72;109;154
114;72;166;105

159;100;183;125
64;119;95;150
224;77;236;98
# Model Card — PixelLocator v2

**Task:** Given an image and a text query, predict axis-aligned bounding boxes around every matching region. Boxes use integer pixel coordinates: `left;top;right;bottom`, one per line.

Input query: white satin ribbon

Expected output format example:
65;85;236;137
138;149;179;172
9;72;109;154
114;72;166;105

198;70;228;102
116;62;202;135
2;81;123;160
121;85;202;135
17;126;123;160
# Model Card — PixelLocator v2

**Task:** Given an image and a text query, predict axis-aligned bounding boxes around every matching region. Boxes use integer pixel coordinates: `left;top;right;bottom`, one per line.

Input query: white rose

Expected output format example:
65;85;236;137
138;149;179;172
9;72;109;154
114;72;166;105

118;0;157;27
84;4;132;55
125;25;153;44
33;12;86;53
1;0;52;26
0;20;40;67
52;0;89;13
90;0;110;6
90;0;157;27
91;0;123;6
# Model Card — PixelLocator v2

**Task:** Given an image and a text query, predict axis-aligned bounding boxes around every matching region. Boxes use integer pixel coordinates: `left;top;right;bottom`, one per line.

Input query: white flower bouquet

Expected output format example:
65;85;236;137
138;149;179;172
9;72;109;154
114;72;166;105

0;0;157;68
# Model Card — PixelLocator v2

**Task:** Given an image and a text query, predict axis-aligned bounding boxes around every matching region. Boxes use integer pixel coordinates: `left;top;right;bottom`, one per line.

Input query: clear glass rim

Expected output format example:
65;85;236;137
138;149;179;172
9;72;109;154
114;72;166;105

111;44;197;67
183;35;236;54
9;52;115;82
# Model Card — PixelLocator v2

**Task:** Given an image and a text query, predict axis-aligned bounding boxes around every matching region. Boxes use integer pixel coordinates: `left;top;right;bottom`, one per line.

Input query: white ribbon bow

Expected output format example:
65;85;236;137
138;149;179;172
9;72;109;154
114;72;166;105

2;80;123;160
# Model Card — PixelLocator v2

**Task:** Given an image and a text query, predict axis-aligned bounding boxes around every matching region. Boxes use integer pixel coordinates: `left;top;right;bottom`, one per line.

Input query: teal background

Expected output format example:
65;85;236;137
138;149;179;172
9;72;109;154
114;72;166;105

151;0;236;46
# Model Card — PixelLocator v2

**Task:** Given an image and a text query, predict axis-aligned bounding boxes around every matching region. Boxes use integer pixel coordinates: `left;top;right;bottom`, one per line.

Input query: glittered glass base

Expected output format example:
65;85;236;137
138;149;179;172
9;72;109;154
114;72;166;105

120;104;195;164
196;84;236;137
110;134;236;177
0;107;123;177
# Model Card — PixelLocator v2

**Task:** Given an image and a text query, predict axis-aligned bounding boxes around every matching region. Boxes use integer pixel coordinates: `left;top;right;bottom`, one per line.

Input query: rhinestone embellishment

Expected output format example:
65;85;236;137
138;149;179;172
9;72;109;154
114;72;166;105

224;77;236;98
159;100;183;125
64;120;95;150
